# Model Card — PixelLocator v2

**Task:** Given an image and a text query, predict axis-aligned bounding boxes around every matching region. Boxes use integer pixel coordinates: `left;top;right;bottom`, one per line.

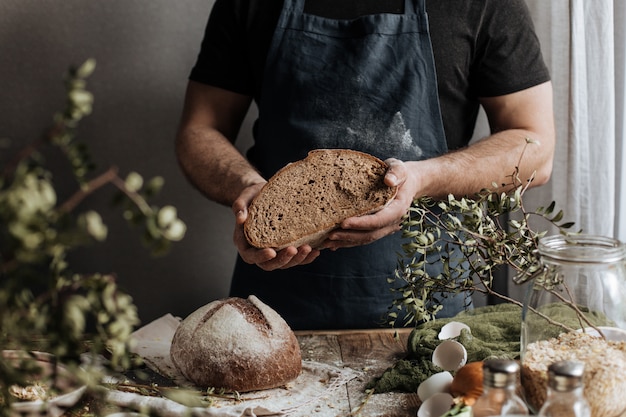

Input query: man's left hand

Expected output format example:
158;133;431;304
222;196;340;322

321;158;416;250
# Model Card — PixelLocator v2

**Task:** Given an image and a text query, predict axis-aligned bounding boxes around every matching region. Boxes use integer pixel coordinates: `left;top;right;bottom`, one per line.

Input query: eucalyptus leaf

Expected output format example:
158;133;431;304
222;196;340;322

125;171;144;192
76;58;96;78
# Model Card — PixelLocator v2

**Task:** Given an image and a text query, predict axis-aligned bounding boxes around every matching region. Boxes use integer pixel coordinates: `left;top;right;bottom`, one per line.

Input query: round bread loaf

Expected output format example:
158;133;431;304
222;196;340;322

244;149;398;250
169;295;302;392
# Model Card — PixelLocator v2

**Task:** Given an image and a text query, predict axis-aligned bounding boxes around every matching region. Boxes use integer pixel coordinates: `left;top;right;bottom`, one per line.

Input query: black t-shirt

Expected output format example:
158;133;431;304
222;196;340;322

190;0;550;150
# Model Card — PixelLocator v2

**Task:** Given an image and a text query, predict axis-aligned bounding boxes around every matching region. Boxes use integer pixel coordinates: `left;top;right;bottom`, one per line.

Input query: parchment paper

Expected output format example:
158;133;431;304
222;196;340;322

105;314;361;417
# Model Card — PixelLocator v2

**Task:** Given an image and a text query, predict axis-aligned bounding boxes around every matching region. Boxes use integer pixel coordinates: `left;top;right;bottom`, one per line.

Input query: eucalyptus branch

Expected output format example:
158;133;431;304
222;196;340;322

56;166;120;214
0;59;184;412
473;282;522;306
541;282;603;336
108;382;269;405
109;173;153;216
56;166;153;216
1;137;45;180
475;278;579;333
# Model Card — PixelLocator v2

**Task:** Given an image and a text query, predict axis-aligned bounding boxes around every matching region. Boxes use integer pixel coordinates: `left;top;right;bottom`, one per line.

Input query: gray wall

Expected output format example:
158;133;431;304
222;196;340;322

0;0;253;324
0;1;495;326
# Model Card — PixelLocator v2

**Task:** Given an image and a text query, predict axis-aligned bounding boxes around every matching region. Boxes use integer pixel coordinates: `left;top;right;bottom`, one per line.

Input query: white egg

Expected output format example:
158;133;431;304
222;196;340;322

417;392;454;417
438;321;471;340
417;371;453;402
432;340;467;371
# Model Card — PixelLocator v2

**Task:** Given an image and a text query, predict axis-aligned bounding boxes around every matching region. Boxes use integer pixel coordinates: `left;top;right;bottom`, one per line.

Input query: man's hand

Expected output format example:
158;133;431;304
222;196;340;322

232;183;321;271
322;158;416;250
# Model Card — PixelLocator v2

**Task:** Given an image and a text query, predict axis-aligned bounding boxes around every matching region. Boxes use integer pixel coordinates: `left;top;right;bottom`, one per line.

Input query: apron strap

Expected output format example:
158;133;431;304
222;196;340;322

291;0;305;14
405;0;425;15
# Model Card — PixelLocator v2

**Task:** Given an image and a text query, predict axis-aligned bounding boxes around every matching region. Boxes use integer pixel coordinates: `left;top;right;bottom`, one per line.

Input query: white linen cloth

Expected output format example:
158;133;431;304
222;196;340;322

523;0;626;240
105;314;361;417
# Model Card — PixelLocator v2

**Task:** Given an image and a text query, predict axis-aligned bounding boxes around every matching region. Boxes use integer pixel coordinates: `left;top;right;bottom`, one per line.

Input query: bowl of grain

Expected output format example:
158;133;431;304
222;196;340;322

521;331;626;417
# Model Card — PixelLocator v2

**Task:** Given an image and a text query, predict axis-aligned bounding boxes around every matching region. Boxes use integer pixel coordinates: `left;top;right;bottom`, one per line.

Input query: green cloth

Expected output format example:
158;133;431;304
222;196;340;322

368;302;614;393
408;303;523;364
369;304;522;393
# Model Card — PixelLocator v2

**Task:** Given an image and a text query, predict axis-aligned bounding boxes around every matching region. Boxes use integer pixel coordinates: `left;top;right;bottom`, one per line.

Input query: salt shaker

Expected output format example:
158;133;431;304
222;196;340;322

471;359;529;416
537;361;590;417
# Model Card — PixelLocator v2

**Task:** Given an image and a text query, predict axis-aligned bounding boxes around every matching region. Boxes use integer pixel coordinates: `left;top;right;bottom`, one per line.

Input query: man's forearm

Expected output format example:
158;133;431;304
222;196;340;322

176;127;266;207
412;82;556;200
412;128;554;200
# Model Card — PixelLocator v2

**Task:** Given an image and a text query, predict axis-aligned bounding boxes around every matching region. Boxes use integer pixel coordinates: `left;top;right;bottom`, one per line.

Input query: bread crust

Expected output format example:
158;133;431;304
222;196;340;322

244;149;398;249
169;296;302;392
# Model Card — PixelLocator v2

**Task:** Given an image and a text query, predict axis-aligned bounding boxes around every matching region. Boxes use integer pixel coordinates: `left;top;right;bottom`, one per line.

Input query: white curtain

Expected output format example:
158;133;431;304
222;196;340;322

616;1;626;241
524;0;626;241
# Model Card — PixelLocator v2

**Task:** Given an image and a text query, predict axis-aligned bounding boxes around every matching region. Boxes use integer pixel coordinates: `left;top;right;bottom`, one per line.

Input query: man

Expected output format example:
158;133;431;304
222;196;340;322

175;0;555;330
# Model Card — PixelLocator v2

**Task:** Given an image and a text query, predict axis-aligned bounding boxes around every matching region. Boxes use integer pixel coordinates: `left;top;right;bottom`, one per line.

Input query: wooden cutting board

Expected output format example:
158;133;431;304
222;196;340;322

295;328;419;417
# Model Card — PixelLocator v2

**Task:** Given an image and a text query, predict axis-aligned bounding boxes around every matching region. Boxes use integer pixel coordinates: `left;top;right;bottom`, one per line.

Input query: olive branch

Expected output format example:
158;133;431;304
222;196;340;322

387;139;577;327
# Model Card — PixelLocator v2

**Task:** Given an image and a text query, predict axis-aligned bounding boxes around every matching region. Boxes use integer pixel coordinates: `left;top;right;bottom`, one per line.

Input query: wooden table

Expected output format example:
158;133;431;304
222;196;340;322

294;328;419;416
72;328;419;417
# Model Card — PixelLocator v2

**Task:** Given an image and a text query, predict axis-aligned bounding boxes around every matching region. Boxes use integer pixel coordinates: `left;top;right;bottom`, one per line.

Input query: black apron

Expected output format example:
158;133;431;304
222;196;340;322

231;0;469;330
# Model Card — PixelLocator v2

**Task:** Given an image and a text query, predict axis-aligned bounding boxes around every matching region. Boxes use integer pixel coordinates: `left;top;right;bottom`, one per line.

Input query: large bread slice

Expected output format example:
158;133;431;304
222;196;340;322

169;296;302;392
244;149;397;249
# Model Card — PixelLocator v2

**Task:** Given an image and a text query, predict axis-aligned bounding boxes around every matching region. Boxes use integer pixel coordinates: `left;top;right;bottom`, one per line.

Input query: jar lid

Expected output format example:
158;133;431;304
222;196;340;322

547;360;584;391
539;234;626;264
482;359;519;388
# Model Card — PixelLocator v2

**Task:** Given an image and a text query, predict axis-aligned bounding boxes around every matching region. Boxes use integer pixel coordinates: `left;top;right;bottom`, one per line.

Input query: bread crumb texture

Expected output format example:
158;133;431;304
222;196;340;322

522;331;626;417
245;149;396;249
169;295;302;392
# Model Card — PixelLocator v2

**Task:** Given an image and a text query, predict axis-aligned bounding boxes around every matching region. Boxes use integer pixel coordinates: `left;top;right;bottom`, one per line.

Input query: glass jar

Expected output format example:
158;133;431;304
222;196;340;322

471;359;529;416
521;235;626;354
519;234;626;412
537;360;591;417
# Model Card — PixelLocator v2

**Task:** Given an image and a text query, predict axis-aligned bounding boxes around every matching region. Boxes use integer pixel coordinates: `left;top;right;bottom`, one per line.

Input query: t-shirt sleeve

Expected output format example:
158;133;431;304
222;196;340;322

189;0;255;96
472;0;550;97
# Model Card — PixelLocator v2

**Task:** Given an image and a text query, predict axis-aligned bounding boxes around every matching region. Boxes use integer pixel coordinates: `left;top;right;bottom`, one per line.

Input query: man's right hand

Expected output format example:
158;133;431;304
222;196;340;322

232;183;321;271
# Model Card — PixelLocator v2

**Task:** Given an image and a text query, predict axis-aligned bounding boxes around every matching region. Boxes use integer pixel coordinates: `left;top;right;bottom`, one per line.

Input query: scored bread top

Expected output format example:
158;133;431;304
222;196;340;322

169;295;302;392
244;149;398;249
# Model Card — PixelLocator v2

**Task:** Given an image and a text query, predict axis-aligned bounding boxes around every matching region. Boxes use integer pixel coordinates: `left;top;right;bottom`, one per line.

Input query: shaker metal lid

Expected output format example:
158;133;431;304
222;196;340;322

548;360;585;391
482;359;519;388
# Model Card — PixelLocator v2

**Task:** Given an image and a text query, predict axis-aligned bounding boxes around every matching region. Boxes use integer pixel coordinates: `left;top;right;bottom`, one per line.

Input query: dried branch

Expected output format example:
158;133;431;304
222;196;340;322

56;166;119;214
